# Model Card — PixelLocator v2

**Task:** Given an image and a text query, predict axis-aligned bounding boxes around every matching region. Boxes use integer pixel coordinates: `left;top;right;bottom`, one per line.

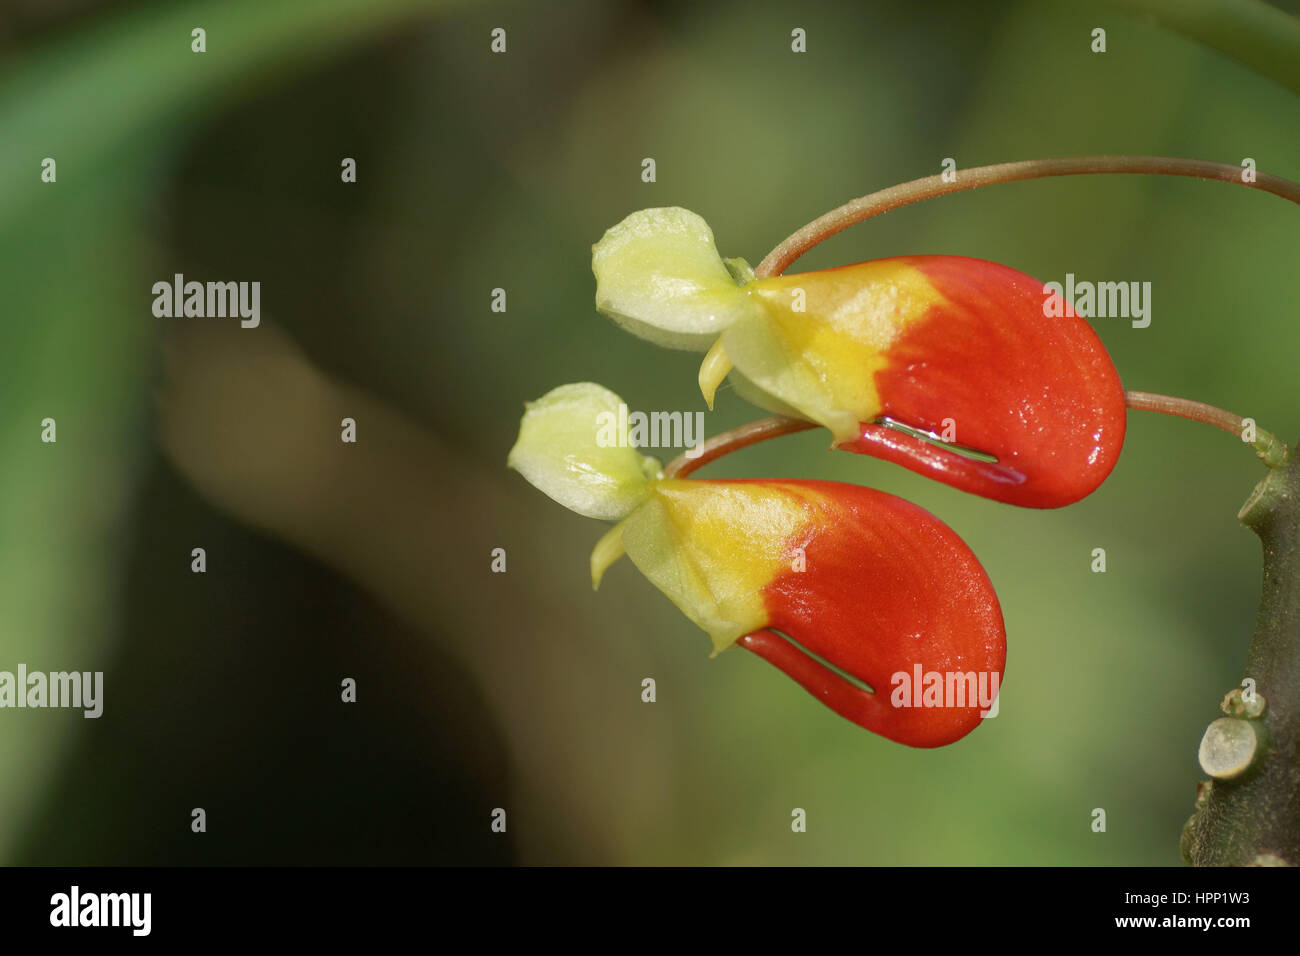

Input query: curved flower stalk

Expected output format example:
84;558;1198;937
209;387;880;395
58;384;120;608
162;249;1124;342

508;382;1006;747
593;207;1126;508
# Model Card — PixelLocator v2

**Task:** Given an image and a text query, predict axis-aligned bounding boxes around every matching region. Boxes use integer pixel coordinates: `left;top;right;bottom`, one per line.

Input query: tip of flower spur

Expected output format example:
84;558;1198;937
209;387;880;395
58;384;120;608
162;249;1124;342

698;338;732;411
590;522;627;590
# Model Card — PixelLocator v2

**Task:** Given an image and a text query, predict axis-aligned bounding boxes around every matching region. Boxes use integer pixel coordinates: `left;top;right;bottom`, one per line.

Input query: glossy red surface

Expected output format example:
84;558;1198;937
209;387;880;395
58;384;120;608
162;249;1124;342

840;255;1126;508
735;479;1006;747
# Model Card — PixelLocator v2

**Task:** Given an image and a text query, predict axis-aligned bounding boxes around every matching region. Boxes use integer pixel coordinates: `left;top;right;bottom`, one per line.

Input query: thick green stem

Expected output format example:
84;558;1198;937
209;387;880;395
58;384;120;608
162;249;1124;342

1182;449;1300;865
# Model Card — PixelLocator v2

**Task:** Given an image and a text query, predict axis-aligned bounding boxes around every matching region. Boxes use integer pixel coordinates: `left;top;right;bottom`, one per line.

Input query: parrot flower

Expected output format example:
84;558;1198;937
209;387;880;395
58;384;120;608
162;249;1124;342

508;382;1006;747
592;207;1126;508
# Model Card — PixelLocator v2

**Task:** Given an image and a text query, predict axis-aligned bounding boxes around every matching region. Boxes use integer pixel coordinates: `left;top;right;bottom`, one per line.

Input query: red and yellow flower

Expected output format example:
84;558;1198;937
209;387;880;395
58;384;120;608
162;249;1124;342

508;383;1006;748
593;207;1126;508
508;207;1130;744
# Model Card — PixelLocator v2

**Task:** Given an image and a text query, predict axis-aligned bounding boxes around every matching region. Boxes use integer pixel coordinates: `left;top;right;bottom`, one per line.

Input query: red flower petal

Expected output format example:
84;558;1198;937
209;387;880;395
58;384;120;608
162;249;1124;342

730;479;1006;747
840;255;1127;507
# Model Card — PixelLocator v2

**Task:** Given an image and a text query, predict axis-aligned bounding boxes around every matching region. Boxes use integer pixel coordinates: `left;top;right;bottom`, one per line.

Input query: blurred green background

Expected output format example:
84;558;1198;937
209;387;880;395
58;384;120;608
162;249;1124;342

2;0;1299;865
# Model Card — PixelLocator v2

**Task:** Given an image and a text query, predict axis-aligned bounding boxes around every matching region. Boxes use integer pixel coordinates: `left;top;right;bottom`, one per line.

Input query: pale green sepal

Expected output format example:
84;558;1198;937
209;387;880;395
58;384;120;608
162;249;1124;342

592;207;761;352
507;383;662;521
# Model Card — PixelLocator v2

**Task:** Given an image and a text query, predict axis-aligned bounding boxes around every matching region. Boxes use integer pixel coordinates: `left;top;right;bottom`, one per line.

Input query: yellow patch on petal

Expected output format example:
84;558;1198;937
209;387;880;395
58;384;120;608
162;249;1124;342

727;260;946;443
618;479;820;654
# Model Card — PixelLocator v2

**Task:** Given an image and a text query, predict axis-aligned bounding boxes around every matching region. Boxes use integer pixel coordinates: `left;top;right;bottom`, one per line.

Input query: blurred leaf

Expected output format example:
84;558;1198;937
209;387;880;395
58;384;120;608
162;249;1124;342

0;0;461;861
1106;0;1300;95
